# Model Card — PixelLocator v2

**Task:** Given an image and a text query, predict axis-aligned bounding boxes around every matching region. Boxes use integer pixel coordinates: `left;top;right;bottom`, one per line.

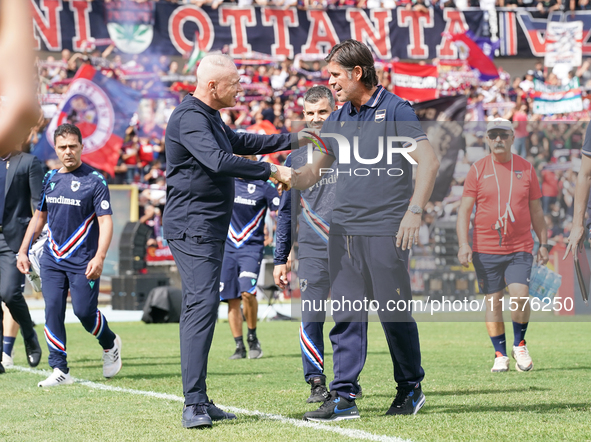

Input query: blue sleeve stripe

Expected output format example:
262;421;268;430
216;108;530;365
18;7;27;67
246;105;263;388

402;135;429;148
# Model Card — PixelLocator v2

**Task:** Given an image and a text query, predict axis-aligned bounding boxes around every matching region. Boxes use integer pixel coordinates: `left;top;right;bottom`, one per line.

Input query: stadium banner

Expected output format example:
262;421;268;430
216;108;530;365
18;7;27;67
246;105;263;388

31;2;591;59
498;9;591;58
544;21;583;68
532;78;583;115
34;64;142;176
412;95;467;202
146;245;175;266
390;62;438;103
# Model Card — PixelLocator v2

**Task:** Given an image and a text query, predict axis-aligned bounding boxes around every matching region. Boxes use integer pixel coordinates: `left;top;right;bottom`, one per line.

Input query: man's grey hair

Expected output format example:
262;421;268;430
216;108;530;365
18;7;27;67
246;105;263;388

304;85;335;109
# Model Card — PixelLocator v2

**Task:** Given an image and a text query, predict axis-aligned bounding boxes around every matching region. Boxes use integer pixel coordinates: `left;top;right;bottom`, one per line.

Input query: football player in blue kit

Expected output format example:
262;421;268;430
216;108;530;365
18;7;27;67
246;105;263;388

221;156;280;360
274;85;343;403
17;124;121;387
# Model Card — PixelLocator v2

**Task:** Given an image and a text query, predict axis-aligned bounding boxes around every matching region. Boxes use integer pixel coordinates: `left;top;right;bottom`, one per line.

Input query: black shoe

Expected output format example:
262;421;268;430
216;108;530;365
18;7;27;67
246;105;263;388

247;337;263;359
355;379;363;400
205;400;236;421
0;363;4;374
182;404;213;428
229;345;246;360
24;330;42;368
307;376;330;403
386;383;425;416
303;391;360;422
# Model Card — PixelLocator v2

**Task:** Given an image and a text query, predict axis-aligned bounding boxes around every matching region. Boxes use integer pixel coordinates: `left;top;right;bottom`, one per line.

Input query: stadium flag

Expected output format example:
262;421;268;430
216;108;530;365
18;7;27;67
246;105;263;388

34;64;141;176
544;21;583;68
390;62;438;103
412;95;467;202
183;32;205;74
446;31;499;81
533;78;583;115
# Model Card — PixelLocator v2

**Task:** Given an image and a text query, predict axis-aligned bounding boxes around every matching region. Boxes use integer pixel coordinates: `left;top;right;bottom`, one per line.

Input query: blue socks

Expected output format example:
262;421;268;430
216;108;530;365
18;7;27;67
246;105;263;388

3;336;16;356
512;321;528;346
490;333;507;357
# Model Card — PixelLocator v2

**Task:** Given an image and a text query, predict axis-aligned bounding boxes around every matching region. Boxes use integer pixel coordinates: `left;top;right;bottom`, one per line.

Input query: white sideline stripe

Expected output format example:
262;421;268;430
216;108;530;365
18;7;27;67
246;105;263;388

9;365;411;442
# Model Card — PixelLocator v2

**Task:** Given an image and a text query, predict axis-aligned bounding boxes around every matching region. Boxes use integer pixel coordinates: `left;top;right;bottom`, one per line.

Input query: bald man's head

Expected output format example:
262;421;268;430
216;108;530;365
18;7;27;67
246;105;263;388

193;55;243;110
196;55;237;84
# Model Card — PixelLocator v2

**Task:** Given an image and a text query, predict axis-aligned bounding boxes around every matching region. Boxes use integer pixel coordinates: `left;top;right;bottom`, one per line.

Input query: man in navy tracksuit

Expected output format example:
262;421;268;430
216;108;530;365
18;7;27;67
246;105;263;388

163;55;307;429
293;41;440;421
17;123;121;387
221;169;280;360
274;85;342;403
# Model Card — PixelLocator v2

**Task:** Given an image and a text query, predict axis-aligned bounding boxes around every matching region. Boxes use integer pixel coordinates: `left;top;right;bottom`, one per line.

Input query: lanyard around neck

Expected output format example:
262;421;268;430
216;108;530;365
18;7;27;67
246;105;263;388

491;153;513;221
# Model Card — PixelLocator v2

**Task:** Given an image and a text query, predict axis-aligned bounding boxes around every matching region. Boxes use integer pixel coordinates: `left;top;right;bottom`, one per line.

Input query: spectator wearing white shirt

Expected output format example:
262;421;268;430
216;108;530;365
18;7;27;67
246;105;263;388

519;70;535;93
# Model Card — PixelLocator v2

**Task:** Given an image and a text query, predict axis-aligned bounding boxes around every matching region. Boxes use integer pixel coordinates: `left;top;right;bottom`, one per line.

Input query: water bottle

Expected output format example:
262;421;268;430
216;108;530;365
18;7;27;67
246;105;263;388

529;264;541;296
535;266;550;300
547;273;562;300
540;272;555;303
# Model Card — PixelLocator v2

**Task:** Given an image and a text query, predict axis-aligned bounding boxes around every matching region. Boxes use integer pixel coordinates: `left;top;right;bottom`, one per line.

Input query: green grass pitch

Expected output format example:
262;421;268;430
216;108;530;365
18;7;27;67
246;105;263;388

1;320;590;441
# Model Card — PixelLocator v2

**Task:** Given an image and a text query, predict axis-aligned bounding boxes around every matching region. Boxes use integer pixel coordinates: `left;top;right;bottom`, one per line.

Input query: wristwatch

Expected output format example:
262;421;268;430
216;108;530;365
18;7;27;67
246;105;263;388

408;204;423;215
540;244;550;249
269;163;278;177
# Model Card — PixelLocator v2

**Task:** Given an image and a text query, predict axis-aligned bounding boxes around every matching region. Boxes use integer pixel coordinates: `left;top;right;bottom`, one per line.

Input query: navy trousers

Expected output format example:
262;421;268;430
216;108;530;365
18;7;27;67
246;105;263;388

41;264;116;371
328;235;424;398
0;233;36;347
168;235;225;406
299;257;330;382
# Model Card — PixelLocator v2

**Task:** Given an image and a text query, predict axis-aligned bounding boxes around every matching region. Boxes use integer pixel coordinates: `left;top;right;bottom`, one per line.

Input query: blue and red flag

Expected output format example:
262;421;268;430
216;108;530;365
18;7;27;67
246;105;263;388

34;65;141;176
446;31;499;81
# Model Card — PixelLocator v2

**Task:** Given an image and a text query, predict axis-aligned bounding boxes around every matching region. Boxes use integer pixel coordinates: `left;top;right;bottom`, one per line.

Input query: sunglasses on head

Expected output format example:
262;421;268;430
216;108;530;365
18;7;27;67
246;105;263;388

488;131;511;140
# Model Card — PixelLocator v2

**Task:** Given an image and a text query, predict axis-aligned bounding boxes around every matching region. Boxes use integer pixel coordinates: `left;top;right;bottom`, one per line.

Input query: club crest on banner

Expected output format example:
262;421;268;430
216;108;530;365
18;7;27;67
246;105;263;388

248;183;256;194
71;180;81;192
47;80;115;155
300;279;308;292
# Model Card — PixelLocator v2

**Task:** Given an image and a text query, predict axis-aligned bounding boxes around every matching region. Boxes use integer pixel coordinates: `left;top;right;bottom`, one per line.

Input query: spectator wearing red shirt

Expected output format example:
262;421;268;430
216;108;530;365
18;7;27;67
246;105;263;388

122;134;140;182
457;118;548;374
541;168;559;214
251;66;271;86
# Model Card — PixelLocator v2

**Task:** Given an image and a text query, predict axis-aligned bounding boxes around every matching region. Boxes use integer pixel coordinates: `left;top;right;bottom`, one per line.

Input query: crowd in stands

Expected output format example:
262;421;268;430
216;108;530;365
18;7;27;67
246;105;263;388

27;33;591;253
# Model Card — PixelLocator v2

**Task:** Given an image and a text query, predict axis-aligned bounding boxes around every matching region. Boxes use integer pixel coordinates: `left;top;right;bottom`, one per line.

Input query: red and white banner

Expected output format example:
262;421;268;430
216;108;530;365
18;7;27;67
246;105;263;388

390;62;438;103
544;21;583;68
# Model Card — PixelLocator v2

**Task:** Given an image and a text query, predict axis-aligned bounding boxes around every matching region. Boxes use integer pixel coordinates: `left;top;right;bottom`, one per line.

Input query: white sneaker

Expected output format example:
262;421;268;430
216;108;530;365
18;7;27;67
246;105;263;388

512;341;533;372
1;352;13;368
103;334;122;378
491;353;510;372
38;368;73;387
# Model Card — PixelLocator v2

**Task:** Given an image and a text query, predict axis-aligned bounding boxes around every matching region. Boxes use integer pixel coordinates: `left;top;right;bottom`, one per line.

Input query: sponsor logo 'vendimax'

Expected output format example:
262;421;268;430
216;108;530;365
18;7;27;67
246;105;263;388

46;195;81;206
234;196;256;206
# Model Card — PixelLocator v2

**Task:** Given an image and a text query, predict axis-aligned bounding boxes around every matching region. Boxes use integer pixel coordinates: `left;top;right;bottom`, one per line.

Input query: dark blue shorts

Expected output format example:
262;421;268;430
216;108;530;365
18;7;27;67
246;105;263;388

472;251;533;294
220;249;263;301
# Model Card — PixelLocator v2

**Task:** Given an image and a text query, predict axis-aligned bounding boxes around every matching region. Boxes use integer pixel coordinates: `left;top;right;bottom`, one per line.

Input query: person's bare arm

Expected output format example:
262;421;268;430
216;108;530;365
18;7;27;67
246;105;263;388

397;139;440;251
85;215;113;280
292;150;335;190
565;154;591;258
529;198;549;265
456;196;475;267
0;0;40;155
102;43;115;59
17;211;48;274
